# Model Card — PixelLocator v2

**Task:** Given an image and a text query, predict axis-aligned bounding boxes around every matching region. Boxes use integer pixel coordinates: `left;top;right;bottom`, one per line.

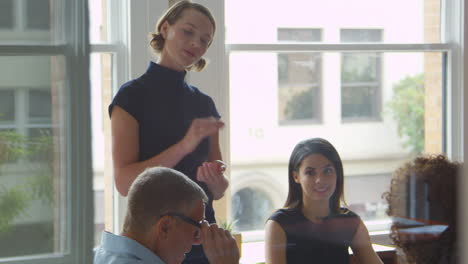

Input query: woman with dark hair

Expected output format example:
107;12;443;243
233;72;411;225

382;155;459;264
265;138;382;264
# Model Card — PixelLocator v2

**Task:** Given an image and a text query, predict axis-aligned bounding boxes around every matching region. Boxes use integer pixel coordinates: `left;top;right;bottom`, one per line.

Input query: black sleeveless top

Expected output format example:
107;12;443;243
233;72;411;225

268;207;360;264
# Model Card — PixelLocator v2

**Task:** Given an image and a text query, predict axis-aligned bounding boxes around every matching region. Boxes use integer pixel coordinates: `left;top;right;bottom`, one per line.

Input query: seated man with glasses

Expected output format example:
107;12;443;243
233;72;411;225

94;167;240;264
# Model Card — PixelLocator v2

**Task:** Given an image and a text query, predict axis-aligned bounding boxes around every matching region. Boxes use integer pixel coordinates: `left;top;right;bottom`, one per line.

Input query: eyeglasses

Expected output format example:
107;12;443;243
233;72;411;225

161;212;203;229
161;212;204;241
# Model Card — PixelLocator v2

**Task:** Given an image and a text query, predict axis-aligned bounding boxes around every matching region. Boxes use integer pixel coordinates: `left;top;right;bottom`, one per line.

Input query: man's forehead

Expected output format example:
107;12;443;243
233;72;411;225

185;199;205;218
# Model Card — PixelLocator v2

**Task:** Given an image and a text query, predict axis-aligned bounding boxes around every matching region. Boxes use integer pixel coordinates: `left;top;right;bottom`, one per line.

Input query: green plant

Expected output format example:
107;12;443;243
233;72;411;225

0;130;30;235
0;128;54;235
386;74;425;154
218;219;238;233
0;186;29;234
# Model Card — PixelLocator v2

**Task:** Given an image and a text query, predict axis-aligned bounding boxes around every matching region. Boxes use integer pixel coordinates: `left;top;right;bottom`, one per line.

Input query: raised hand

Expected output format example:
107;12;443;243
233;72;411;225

197;160;229;200
201;222;240;264
180;117;224;154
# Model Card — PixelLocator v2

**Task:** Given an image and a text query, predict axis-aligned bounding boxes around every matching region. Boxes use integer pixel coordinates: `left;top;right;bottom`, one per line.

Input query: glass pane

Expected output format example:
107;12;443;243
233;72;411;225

0;0;62;44
342;86;379;119
0;128;20;163
29;90;52;124
342;53;380;82
278;53;321;123
90;52;114;245
88;0;109;43
0;90;15;122
226;0;441;44
341;29;383;42
229;51;444;235
0;0;14;29
26;0;51;30
0;56;66;258
278;28;322;42
341;52;382;120
27;127;53;162
232;187;274;232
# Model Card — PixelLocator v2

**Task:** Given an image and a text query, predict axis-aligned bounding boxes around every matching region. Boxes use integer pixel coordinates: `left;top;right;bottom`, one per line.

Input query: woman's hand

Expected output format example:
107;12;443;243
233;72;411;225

197;160;229;200
180;117;224;154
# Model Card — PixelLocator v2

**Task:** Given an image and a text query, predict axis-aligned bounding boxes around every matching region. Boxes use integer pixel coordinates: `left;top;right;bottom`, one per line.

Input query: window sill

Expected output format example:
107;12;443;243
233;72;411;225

240;240;396;264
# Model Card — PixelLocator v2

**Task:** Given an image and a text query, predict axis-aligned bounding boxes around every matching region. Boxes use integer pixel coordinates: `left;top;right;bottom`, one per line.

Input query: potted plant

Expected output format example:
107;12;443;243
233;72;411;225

218;219;242;257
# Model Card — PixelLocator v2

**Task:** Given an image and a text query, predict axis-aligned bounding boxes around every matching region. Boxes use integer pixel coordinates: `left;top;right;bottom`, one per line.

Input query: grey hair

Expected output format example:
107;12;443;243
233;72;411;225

122;167;208;235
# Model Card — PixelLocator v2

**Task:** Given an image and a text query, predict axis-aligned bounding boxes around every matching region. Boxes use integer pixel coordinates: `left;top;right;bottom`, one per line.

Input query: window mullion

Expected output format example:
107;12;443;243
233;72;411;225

90;44;121;53
227;43;452;52
0;45;67;56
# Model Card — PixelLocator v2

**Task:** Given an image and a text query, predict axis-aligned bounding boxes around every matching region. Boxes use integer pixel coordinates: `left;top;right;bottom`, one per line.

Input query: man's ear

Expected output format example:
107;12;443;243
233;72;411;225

155;216;172;239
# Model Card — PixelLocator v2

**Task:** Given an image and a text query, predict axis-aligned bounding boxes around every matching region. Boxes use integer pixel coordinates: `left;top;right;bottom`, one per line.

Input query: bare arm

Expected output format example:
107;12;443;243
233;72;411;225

111;106;224;196
111;106;190;196
265;220;287;264
350;220;384;264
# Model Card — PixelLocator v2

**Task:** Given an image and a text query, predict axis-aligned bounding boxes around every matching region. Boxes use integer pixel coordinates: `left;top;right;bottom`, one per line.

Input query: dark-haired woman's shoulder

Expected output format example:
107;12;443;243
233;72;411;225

338;207;360;218
268;207;302;225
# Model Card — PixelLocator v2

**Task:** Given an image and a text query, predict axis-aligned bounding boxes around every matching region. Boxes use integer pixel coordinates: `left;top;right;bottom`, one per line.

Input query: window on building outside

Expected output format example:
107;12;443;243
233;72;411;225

341;29;382;121
0;0;14;29
278;28;322;124
26;0;51;30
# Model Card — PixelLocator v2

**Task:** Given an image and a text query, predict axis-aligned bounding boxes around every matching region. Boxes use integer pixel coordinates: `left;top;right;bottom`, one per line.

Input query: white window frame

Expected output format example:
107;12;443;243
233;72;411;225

102;0;171;233
195;0;466;240
133;0;467;261
0;0;93;263
89;0;173;240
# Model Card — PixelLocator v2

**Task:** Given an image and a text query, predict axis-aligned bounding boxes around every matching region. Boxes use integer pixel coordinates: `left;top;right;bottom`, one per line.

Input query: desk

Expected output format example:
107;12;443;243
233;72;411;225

350;244;396;264
240;241;396;264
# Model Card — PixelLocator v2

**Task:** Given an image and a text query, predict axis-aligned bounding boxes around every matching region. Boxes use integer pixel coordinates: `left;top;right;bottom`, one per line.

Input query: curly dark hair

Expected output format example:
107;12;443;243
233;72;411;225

382;155;460;264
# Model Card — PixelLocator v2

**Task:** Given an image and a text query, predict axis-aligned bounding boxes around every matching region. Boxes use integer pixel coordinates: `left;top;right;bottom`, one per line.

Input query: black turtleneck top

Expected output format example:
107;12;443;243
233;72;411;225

109;62;220;223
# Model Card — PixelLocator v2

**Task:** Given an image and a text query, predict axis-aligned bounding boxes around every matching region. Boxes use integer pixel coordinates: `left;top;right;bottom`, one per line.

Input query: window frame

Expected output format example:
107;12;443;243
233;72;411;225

89;0;131;236
194;0;465;235
88;0;172;241
277;28;323;124
0;0;93;263
140;0;467;259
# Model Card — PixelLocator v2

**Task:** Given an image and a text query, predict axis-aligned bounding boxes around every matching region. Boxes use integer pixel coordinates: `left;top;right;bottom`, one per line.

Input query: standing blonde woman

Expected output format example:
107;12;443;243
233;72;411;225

109;1;228;263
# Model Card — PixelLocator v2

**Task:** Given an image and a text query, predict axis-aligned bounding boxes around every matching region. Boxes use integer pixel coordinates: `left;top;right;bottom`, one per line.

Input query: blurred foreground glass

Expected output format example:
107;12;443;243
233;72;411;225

0;55;67;257
229;51;444;233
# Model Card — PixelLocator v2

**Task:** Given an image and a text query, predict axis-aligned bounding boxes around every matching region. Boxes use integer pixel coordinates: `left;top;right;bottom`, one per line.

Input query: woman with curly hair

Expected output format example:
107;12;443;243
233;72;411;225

383;155;460;264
